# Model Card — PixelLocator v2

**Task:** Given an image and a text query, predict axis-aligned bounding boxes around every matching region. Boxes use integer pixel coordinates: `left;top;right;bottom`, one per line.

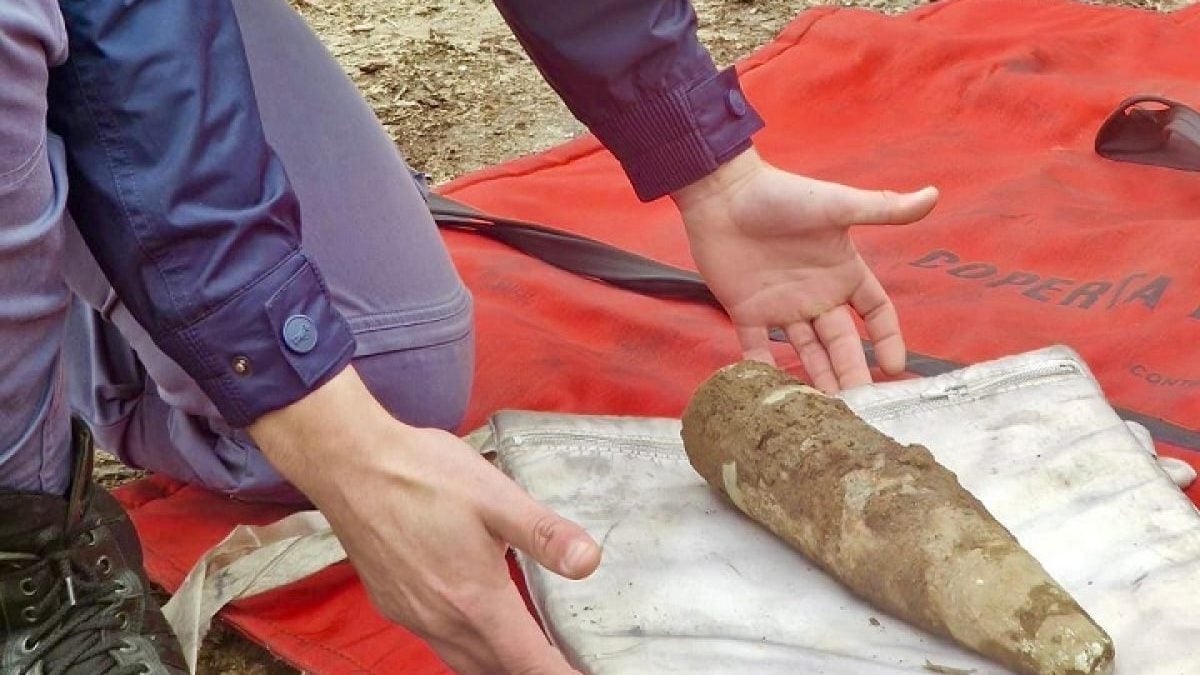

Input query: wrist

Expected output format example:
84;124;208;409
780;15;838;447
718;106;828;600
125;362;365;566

246;364;411;503
670;146;765;214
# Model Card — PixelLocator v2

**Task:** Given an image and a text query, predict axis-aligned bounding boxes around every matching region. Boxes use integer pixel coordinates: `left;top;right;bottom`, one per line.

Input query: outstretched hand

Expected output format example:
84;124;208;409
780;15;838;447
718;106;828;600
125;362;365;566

673;149;938;393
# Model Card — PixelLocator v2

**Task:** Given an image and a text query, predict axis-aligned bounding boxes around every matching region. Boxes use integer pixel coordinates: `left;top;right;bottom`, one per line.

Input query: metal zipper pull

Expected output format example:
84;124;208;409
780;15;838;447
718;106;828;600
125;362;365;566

921;383;968;401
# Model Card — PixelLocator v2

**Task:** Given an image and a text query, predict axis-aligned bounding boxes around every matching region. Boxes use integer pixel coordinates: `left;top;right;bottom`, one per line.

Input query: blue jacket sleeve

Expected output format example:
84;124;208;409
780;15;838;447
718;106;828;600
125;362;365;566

48;0;356;427
492;0;765;201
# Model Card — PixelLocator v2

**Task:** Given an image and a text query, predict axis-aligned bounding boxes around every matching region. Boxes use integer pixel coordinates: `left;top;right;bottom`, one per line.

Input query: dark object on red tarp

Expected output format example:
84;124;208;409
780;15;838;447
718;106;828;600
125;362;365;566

1096;95;1200;171
113;0;1200;672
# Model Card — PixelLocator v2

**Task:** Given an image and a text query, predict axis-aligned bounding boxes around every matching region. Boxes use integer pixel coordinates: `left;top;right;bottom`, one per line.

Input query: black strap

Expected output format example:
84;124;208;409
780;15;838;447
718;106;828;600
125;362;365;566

428;194;719;305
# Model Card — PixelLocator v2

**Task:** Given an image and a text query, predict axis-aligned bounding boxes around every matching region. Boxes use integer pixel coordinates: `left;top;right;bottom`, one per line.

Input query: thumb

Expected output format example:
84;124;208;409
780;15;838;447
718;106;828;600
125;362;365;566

840;185;939;226
484;485;601;580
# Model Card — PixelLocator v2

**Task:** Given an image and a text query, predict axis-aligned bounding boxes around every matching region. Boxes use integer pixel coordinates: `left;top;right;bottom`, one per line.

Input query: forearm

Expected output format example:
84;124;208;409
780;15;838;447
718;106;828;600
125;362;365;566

493;0;763;200
49;0;354;426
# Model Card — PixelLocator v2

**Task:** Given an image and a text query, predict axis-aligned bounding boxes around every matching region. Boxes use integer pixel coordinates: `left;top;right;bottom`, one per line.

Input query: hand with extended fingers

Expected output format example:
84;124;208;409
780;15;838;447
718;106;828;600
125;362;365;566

674;148;939;393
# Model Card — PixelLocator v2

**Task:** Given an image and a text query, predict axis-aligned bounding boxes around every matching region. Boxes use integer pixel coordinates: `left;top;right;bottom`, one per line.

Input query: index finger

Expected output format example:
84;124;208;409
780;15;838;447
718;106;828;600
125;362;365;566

735;324;775;365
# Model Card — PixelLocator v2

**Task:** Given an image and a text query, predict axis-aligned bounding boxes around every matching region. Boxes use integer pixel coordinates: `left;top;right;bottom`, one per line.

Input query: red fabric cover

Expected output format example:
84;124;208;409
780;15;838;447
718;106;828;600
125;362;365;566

113;0;1200;671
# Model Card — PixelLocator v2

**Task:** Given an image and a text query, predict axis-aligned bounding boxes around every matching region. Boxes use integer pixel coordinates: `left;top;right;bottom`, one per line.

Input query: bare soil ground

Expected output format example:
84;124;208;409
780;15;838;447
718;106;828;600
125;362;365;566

98;0;1184;671
289;0;1192;184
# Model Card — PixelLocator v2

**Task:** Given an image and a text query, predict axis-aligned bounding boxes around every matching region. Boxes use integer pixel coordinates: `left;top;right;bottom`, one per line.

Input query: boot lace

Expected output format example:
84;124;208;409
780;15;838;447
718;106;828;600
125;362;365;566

12;544;165;675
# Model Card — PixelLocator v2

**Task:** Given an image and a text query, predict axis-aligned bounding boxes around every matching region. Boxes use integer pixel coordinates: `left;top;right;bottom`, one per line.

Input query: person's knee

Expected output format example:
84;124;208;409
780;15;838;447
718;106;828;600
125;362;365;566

353;331;475;432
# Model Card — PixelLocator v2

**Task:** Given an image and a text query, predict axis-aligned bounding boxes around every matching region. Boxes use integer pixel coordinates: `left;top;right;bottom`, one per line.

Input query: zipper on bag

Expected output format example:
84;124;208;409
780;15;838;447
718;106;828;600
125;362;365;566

857;359;1082;420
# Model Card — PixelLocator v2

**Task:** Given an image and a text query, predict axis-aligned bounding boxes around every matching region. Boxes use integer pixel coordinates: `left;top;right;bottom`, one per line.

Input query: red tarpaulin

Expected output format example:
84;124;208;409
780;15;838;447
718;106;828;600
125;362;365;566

115;0;1200;671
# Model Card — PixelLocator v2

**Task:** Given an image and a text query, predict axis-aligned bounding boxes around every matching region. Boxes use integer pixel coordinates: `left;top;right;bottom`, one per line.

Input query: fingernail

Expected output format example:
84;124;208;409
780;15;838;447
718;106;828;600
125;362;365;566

562;540;596;574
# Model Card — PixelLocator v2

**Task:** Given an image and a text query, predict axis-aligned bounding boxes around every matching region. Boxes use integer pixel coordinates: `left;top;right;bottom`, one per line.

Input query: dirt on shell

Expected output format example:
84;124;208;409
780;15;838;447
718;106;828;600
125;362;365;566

680;361;972;637
680;360;1112;674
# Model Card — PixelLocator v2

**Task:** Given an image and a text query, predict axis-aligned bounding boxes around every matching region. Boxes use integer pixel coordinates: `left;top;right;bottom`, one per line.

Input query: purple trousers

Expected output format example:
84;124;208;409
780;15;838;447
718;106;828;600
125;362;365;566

1;0;474;503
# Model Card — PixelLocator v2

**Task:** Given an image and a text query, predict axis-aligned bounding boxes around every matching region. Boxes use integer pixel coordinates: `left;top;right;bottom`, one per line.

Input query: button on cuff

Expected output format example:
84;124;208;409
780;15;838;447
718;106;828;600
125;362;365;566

160;252;356;427
283;314;319;354
726;89;748;118
231;356;251;375
264;260;351;389
594;66;763;201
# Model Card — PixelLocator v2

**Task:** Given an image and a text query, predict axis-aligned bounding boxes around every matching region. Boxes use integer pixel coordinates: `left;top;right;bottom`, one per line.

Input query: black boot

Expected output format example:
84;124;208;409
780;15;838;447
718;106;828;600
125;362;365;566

0;419;187;674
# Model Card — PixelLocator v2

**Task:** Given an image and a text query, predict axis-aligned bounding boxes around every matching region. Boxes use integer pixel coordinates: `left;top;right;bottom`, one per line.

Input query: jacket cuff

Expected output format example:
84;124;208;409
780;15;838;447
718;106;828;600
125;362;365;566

157;251;356;427
589;66;764;202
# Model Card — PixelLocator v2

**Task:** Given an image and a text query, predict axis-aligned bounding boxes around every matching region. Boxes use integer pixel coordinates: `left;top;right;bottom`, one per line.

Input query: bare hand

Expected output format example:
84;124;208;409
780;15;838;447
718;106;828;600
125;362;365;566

250;368;601;674
673;148;938;393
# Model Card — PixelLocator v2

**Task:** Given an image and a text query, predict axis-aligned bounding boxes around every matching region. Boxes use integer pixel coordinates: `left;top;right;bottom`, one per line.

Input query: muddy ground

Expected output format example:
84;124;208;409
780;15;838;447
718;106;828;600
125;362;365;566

89;0;1186;671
